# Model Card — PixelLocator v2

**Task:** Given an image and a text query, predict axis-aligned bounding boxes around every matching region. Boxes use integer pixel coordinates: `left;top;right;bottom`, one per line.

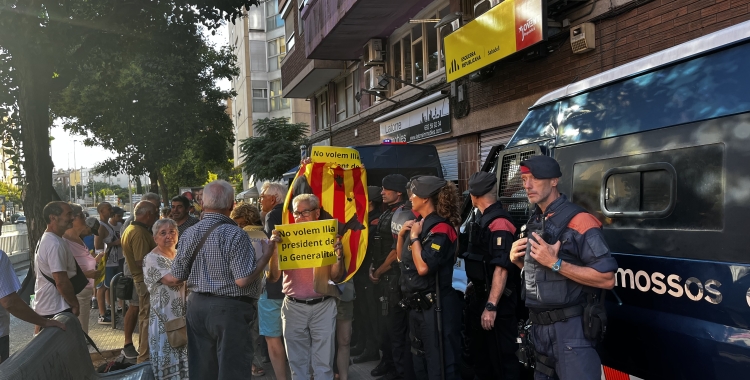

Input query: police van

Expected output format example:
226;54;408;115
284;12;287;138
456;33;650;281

484;20;750;380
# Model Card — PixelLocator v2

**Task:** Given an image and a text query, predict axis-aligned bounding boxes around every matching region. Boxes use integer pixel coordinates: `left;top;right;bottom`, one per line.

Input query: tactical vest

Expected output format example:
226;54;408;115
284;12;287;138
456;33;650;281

373;202;403;267
462;203;514;285
522;199;589;310
401;213;455;293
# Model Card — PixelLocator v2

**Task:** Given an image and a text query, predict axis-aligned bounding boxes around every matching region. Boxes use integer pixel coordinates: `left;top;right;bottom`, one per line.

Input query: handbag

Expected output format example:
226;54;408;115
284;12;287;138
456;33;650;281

115;275;134;299
40;259;90;294
164;316;188;348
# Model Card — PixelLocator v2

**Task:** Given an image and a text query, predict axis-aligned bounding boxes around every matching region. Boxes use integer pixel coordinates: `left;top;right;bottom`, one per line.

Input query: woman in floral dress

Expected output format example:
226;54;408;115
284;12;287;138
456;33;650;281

144;218;188;379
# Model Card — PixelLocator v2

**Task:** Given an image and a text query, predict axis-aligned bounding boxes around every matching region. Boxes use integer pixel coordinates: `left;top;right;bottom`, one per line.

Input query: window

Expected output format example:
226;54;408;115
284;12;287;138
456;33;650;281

284;8;295;51
249;41;266;71
334;71;358;122
336;80;346;122
247;6;264;31
266;0;284;31
390;6;449;89
603;165;674;216
267;37;287;71
270;80;289;111
252;80;268;113
298;0;307;36
315;90;328;132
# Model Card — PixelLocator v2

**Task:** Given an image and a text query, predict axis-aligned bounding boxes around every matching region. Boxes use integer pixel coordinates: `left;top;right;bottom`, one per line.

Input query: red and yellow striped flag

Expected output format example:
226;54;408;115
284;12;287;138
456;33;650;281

282;148;368;281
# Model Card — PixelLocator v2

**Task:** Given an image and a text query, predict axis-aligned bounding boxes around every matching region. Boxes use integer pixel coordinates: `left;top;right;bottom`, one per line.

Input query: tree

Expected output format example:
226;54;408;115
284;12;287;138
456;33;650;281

239;118;309;181
0;0;258;287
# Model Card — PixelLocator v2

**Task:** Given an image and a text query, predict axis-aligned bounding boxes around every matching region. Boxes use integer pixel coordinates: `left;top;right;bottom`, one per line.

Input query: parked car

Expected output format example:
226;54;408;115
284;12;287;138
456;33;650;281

15;215;25;224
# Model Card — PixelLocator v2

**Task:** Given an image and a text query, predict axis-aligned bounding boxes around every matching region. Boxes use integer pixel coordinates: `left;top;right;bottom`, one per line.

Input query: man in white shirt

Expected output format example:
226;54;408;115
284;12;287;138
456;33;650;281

0;218;66;363
33;201;78;333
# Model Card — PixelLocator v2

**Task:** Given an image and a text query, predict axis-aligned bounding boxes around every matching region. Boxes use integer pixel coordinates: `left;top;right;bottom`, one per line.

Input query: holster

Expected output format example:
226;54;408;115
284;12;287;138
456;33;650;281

583;289;608;341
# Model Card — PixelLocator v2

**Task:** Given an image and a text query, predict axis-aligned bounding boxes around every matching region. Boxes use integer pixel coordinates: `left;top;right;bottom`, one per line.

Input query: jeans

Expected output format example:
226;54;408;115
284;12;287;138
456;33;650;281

186;292;257;380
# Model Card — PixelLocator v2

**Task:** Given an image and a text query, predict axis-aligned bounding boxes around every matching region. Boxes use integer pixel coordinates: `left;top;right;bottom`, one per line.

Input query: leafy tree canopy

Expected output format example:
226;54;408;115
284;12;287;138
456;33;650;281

239;118;308;181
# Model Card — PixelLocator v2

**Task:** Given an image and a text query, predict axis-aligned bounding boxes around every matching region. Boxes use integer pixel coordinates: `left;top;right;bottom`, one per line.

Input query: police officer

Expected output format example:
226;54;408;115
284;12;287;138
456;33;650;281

351;186;384;359
366;174;409;378
463;172;520;380
399;176;462;380
510;156;617;380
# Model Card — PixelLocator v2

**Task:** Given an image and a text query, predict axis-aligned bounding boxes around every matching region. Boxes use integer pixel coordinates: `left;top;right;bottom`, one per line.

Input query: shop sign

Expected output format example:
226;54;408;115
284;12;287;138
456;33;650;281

379;98;451;143
444;0;545;82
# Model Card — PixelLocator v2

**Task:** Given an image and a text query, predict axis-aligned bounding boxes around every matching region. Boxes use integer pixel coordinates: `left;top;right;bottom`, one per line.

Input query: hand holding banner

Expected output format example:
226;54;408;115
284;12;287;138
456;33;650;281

276;220;338;270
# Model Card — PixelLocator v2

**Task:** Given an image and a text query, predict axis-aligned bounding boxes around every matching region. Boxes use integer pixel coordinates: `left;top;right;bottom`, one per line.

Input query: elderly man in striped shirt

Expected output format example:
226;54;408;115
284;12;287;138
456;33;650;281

172;180;277;380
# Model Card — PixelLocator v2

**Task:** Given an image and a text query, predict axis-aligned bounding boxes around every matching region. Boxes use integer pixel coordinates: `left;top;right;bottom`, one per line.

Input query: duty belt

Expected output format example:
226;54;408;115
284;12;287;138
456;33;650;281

528;304;583;325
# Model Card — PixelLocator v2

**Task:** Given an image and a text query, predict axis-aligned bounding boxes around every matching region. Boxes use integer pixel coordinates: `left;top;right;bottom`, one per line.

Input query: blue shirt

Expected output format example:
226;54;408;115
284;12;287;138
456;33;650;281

1;250;22;337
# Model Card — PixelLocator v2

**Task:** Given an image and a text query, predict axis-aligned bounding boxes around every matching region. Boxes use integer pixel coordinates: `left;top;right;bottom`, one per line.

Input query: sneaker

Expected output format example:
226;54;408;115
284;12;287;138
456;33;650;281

98;315;112;324
105;309;111;317
122;343;138;359
91;298;97;309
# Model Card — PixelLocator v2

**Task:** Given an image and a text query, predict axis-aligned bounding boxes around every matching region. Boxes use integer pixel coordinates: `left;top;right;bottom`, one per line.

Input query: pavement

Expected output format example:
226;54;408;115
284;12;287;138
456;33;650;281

8;267;380;379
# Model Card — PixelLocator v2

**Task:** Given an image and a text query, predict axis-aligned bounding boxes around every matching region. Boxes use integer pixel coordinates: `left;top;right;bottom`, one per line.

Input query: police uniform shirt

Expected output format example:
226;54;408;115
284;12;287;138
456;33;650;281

481;202;517;271
402;212;457;293
529;194;618;309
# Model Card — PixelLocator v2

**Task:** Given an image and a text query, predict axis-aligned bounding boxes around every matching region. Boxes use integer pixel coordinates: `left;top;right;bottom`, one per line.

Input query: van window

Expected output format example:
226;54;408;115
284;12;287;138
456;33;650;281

558;42;750;146
603;164;675;217
505;103;558;147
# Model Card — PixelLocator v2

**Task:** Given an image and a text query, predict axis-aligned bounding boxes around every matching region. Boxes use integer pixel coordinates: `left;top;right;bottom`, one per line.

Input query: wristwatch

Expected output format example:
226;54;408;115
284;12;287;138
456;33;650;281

409;237;420;246
484;302;497;311
551;258;563;272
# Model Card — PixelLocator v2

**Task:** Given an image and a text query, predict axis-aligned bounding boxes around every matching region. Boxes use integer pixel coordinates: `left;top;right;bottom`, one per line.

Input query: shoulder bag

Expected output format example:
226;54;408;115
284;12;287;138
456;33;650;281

165;222;225;348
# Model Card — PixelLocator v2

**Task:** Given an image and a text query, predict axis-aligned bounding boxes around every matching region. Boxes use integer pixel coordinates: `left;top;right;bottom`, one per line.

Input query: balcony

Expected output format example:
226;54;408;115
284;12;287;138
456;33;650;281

303;0;434;60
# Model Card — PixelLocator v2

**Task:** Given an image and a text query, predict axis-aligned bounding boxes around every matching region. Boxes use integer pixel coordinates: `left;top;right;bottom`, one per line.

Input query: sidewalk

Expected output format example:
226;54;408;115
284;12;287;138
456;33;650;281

10;304;379;379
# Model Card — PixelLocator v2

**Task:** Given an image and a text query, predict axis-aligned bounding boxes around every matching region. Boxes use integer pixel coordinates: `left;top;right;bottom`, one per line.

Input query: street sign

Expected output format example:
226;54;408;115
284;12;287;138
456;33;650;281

132;194;143;204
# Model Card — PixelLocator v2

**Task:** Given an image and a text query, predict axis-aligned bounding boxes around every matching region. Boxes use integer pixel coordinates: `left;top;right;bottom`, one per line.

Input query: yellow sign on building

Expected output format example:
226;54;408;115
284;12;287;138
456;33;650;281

70;170;82;186
444;0;544;82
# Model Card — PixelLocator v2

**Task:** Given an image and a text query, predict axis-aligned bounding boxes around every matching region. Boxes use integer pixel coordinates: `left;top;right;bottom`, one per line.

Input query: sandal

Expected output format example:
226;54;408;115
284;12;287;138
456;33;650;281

252;366;265;377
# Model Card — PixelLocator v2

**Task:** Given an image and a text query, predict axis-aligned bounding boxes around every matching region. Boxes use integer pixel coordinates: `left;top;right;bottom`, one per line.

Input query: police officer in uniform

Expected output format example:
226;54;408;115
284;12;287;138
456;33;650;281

510;156;617;380
399;176;462;380
463;172;521;380
367;174;409;378
351;186;384;359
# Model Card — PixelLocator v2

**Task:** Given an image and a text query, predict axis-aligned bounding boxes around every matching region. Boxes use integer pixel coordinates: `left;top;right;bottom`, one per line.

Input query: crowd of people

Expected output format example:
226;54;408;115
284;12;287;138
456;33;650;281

0;154;618;380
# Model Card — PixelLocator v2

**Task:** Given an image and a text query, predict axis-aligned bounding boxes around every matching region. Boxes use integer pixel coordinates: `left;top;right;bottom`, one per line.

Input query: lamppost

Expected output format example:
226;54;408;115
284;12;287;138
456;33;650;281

73;140;77;203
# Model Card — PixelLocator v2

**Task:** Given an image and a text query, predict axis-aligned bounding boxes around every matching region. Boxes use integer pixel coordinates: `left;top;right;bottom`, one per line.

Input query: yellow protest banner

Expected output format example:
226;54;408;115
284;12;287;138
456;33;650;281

277;219;338;270
310;146;362;169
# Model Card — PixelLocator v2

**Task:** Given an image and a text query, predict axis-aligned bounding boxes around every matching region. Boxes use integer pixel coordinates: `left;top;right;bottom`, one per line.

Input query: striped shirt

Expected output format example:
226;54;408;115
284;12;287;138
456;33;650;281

172;213;258;297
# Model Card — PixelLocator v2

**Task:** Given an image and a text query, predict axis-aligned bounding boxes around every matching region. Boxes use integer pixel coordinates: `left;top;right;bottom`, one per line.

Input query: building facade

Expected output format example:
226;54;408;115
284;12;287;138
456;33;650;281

280;0;750;192
229;1;311;190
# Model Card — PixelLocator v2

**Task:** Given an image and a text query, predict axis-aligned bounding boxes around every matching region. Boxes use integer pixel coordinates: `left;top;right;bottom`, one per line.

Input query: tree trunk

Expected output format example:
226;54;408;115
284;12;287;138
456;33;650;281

15;54;55;297
149;170;160;198
157;170;169;205
135;176;143;194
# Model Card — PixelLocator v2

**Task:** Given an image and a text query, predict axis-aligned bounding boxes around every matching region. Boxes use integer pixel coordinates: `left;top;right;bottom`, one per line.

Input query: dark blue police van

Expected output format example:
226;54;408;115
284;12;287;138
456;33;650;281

485;20;750;380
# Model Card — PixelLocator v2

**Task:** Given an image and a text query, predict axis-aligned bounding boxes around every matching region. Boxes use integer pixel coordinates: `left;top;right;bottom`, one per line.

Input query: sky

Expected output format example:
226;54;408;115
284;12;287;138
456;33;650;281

50;24;231;172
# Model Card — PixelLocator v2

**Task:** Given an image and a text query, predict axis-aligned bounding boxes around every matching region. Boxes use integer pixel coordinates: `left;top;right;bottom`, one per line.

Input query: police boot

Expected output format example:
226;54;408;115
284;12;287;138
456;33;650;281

370;359;394;376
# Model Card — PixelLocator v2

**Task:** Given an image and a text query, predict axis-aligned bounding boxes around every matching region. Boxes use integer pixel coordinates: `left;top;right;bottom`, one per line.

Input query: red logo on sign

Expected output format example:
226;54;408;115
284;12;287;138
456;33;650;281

515;0;543;51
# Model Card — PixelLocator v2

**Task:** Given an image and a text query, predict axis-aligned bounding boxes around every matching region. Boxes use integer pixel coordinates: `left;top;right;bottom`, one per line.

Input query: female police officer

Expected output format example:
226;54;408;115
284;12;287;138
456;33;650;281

397;176;462;380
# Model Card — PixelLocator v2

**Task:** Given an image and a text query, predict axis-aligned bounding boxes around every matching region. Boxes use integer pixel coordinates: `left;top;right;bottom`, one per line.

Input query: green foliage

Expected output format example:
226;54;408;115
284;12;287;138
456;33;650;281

239;118;309;181
0;182;21;204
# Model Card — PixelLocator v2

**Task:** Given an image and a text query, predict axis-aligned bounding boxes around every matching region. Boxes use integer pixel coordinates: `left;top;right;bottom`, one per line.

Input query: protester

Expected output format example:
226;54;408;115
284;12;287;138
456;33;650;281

399;177;462;379
172;180;274;380
230;202;268;376
143;218;188;379
334;281;355;380
171;195;199;237
258;181;289;380
63;204;103;333
122;201;159;363
97;205;124;324
1;220;66;363
33;202;79;333
269;193;346;380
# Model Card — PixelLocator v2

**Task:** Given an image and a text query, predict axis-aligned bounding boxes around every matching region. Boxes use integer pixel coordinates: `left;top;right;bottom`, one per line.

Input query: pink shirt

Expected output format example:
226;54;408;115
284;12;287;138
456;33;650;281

67;239;96;289
282;268;323;299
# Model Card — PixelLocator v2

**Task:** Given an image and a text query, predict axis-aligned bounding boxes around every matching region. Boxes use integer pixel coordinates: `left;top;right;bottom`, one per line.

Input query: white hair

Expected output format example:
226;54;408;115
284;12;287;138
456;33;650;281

152;218;178;235
261;181;287;204
203;180;235;210
292;193;320;210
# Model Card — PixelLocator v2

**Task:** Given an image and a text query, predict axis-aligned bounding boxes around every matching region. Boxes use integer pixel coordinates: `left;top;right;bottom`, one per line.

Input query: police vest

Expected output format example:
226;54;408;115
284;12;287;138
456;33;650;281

373;202;403;267
462;204;514;285
522;200;590;310
401;213;456;293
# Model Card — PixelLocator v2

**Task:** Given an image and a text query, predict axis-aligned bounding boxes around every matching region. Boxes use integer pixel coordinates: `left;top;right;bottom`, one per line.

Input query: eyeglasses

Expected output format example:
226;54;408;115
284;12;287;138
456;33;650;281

292;208;318;218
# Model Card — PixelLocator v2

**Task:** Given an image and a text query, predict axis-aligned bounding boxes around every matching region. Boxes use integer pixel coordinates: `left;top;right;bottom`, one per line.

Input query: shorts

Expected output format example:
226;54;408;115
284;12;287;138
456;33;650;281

97;267;121;289
336;299;354;320
258;291;283;337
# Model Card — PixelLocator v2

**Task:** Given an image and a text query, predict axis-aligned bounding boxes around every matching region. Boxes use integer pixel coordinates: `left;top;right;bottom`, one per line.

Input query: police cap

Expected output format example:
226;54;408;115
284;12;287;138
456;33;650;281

382;174;408;194
468;172;496;196
367;186;383;202
520;155;562;179
409;176;447;198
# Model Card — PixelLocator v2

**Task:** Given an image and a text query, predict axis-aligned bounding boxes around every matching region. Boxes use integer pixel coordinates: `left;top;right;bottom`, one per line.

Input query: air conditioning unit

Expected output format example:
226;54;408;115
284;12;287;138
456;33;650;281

365;66;385;91
363;39;385;66
570;23;596;54
474;0;503;17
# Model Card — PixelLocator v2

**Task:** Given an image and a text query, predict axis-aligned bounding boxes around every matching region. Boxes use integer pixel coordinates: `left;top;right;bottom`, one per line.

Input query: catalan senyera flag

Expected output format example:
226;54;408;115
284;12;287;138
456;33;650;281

282;147;368;281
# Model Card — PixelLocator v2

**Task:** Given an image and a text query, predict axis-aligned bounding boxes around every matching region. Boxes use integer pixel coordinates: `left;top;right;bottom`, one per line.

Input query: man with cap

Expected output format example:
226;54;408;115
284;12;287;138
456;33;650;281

350;186;383;362
364;174;410;379
463;172;521;380
96;206;125;324
510;155;617;380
